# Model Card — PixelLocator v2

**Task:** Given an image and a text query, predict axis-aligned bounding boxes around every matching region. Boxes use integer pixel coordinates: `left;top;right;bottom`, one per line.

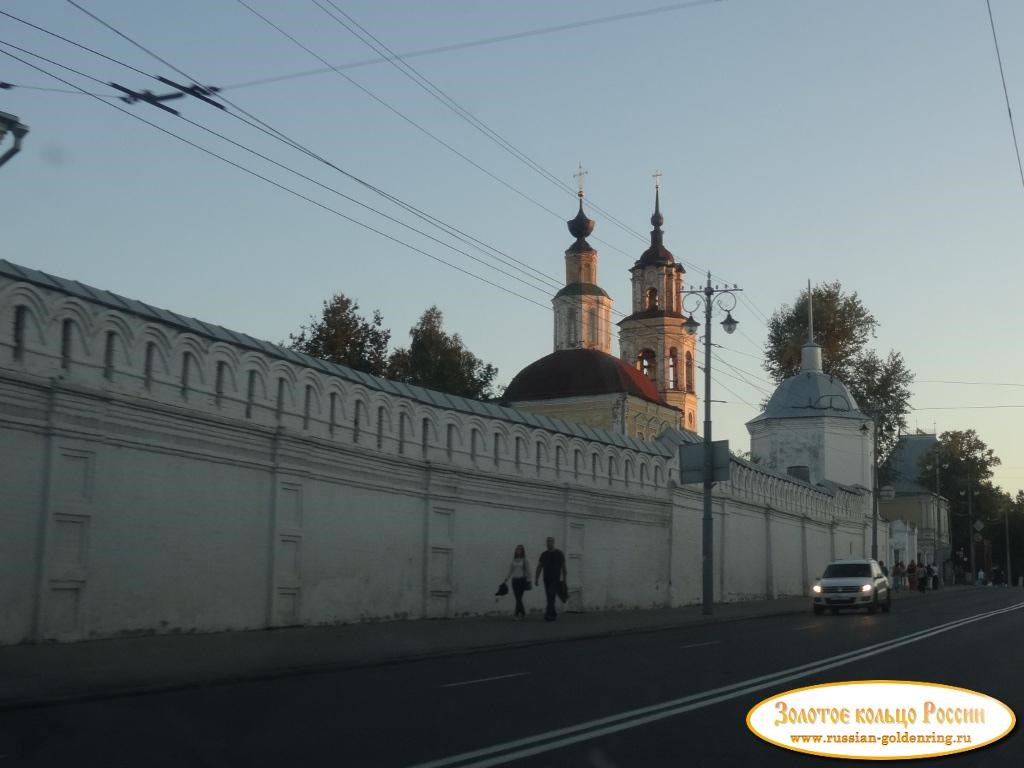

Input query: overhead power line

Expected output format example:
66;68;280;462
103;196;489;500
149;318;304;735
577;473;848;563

52;2;576;296
0;46;554;311
220;1;723;90
985;0;1024;197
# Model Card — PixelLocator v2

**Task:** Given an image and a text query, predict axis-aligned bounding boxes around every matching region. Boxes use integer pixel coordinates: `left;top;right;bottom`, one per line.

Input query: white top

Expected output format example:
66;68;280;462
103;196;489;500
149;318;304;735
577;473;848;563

506;557;529;580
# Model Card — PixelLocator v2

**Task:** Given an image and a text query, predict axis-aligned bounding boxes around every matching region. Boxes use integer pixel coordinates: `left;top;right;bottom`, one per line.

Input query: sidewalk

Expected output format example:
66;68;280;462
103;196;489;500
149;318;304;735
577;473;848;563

0;590;931;709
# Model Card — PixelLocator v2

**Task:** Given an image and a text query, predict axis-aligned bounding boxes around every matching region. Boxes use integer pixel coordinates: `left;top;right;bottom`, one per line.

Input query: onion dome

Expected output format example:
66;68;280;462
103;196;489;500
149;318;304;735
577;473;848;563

503;348;665;405
567;194;595;253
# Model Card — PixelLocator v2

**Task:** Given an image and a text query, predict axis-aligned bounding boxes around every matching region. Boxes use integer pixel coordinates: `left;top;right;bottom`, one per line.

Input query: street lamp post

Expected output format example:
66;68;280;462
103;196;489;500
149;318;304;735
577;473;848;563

683;272;740;616
1005;505;1012;587
926;459;949;580
960;484;978;584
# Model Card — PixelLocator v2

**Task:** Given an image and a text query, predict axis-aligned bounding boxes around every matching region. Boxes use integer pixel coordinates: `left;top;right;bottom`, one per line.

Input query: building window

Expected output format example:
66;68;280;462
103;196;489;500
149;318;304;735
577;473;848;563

181;352;193;399
12;306;27;361
685;351;695;392
144;342;157;390
645;287;658;310
104;331;116;381
668;348;678;390
245;370;256;419
638;349;657;381
377;406;386;449
276;378;286;419
303;385;313;430
422;417;430;457
214;361;228;406
61;319;73;370
330;393;338;435
588;308;599;346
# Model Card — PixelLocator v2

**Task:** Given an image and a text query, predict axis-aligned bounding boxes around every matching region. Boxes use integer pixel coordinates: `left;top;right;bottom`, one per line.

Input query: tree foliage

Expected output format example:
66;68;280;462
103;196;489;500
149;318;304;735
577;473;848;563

387;307;498;400
763;282;914;459
288;293;390;377
918;429;1009;571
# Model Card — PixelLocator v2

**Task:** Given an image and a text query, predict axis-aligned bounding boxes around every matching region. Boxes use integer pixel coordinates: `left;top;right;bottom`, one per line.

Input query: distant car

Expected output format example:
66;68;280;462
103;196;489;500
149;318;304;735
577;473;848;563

812;559;892;615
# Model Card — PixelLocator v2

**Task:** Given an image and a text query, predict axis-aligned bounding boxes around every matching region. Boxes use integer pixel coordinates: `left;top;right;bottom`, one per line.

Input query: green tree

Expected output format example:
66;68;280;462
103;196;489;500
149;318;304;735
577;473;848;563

387;307;498;400
288;293;390;376
919;429;1006;573
764;282;914;458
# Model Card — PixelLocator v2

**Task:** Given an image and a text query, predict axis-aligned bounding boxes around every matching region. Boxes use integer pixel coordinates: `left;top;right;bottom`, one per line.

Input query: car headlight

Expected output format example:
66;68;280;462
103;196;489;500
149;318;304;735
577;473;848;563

861;584;873;592
812;584;821;593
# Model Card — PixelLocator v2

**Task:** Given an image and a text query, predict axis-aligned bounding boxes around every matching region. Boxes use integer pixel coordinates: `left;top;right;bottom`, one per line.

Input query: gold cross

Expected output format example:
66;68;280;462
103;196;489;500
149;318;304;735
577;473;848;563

653;169;662;189
574;162;588;197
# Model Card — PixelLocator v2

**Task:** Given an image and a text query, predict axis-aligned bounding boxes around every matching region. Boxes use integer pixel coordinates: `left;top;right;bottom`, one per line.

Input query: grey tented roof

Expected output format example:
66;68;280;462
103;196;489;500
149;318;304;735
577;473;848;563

0;259;682;454
884;433;938;496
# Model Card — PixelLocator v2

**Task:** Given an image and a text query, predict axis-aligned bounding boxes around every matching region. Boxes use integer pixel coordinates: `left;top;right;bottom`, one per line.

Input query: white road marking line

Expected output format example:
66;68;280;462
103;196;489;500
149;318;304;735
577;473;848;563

441;673;530;689
792;624;819;630
408;601;1024;768
679;641;720;649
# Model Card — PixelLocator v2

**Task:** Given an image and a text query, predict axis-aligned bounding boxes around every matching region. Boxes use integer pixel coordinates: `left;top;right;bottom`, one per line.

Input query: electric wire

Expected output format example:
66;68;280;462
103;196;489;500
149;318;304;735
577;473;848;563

56;2;574;294
310;0;651;248
985;0;1024;196
220;1;723;92
232;0;637;262
0;46;554;312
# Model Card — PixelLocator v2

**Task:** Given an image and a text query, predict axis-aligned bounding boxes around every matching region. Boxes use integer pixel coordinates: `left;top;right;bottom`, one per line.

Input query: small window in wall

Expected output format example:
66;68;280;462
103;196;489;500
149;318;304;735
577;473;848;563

215;361;227;407
353;401;364;444
421;417;430;457
144;342;156;389
535;441;544;476
514;437;524;469
685;352;695;392
668;348;678;390
687;412;695;429
104;331;116;381
493;433;502;468
398;412;408;454
61;319;73;370
471;429;481;464
588;308;599;346
645;287;658;310
638;349;657;381
303;385;313;430
181;352;193;399
276;378;286;418
12;306;27;361
330;392;338;435
377;406;386;449
555;445;564;478
446;423;455;460
591;453;598;482
574;449;582;479
246;370;256;419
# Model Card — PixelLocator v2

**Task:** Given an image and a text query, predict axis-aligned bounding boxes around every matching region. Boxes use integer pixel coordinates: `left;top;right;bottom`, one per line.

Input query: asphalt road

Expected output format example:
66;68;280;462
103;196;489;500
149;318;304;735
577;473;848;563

3;588;1022;768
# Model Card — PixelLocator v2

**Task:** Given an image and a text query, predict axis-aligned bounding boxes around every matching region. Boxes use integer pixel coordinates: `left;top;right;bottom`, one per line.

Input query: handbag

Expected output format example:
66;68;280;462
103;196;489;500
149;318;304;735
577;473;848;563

557;581;568;603
522;563;532;590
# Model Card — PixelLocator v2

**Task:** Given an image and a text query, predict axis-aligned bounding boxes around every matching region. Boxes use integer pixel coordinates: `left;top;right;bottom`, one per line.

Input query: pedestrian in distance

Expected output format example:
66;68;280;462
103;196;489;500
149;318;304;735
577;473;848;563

535;536;567;622
503;544;531;620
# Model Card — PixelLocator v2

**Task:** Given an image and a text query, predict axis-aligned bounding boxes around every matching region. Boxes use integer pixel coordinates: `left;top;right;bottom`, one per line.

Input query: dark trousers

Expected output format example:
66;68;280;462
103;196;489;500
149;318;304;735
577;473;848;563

543;580;558;620
512;577;527;617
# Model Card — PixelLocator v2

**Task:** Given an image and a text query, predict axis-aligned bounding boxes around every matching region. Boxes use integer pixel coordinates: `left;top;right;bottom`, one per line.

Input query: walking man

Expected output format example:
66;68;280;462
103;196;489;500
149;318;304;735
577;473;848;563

535;536;567;621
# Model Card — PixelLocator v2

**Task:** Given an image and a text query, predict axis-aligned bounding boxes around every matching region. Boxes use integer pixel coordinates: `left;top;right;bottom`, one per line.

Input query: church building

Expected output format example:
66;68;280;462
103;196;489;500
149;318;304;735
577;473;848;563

503;180;689;440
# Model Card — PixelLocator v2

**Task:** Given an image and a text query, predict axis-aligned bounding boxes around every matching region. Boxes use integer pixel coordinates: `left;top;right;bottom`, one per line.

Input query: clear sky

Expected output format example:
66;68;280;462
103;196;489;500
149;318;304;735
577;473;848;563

2;1;1022;496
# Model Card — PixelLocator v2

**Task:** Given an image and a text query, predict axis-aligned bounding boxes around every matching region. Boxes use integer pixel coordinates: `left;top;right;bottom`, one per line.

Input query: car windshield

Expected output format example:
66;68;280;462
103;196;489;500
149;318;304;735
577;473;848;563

823;563;871;578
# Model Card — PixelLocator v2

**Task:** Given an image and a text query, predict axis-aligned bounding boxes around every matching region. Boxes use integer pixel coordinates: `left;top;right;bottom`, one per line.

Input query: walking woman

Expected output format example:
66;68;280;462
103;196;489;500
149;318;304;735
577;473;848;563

504;545;531;620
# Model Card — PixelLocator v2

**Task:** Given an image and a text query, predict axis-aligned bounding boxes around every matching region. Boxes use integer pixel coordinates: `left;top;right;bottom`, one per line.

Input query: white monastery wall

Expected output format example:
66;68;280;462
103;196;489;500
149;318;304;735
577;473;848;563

0;266;882;644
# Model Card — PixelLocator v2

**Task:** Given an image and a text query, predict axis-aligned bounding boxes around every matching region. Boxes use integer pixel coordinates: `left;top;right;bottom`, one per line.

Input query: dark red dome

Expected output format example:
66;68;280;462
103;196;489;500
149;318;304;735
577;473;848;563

503;349;665;406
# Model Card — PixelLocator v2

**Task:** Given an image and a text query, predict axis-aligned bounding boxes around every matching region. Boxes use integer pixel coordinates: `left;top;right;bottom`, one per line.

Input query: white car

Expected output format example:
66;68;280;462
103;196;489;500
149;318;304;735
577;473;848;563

812;559;892;615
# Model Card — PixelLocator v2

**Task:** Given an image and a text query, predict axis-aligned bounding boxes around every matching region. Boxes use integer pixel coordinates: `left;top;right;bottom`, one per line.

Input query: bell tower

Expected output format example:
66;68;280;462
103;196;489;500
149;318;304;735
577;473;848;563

618;176;698;431
552;166;613;353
